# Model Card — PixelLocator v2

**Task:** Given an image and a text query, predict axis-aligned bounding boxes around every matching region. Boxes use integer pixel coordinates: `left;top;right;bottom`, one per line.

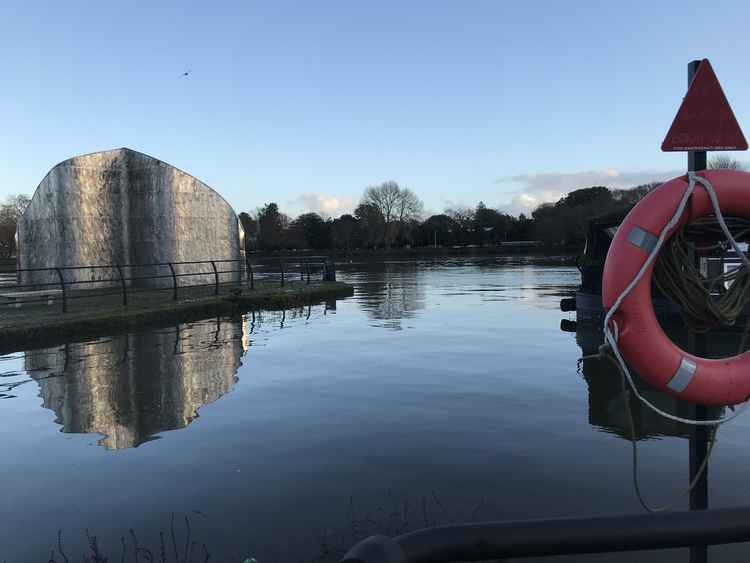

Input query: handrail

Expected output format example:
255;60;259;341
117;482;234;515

2;256;335;313
14;257;330;274
341;507;750;562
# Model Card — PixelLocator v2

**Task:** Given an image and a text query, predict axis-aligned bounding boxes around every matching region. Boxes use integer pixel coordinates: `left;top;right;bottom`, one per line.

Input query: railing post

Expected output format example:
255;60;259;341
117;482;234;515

245;257;254;290
280;259;285;287
301;260;305;281
324;259;337;282
210;260;219;295
55;267;67;313
168;262;178;301
115;265;127;306
306;261;311;285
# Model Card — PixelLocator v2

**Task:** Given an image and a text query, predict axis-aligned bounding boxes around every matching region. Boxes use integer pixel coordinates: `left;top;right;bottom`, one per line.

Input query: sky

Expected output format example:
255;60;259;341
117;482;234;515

2;0;750;218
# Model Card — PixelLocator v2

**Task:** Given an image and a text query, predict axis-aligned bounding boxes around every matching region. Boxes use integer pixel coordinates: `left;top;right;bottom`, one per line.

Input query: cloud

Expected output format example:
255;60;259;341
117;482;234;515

495;168;682;215
286;193;355;218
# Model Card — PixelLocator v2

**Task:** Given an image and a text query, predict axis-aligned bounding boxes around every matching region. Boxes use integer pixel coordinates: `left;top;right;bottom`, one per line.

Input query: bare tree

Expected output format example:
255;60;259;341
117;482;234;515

709;154;744;170
361;181;423;247
0;194;31;257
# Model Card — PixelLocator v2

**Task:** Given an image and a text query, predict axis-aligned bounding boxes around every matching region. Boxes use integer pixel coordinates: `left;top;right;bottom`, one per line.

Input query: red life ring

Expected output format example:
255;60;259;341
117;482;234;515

602;169;750;406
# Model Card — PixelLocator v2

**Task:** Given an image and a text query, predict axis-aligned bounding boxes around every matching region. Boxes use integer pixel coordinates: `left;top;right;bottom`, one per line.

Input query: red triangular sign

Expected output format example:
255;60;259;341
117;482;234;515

662;59;748;151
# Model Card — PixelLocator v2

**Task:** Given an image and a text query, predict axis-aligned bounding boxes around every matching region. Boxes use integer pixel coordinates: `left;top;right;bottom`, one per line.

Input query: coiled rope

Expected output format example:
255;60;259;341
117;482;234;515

654;215;750;332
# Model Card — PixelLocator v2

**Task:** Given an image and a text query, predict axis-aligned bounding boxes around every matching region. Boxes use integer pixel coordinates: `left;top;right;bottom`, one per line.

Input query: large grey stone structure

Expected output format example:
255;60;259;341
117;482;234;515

18;148;243;286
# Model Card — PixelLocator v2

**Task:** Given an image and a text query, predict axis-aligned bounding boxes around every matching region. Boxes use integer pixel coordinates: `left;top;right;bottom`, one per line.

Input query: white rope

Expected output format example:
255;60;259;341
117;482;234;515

603;172;750;427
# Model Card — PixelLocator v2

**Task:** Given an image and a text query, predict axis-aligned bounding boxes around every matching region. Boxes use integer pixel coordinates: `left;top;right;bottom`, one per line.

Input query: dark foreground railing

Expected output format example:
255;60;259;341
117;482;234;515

1;256;336;313
341;507;750;562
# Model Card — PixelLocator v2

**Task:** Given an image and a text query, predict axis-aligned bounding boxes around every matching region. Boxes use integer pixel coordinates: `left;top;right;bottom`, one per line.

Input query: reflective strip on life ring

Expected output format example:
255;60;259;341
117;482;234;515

602;169;750;406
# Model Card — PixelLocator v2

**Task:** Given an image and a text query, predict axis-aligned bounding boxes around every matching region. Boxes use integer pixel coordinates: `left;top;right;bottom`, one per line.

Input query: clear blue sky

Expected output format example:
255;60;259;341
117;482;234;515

2;0;750;218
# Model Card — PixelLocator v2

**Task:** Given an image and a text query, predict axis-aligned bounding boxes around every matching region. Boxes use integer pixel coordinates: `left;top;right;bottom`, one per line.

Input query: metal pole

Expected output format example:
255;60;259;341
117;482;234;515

687;57;709;563
246;257;254;290
115;264;127;306
280;259;285;287
55;267;67;313
168;262;178;300
688;60;708;173
210;260;219;295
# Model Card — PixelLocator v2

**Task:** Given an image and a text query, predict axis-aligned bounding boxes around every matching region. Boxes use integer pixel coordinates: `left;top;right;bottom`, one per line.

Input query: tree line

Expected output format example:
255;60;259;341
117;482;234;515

239;180;662;252
240;157;743;252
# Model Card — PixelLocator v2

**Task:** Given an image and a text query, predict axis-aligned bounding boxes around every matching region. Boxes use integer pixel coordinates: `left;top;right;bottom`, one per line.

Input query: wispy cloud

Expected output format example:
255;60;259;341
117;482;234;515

286;193;355;218
495;168;682;214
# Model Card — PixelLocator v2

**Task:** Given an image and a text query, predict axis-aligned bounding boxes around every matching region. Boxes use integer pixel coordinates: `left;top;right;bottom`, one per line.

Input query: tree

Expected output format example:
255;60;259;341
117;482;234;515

474;202;514;246
0;194;31;257
331;214;358;251
354;203;386;249
555;186;612;209
293;212;331;249
256;203;289;251
417;214;457;247
612;182;660;205
710;154;744;170
361;181;423;248
445;206;475;245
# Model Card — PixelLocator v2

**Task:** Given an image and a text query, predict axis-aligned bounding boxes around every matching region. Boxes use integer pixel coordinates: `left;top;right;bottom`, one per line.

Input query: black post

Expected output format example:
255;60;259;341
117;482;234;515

115;265;128;306
688;60;708;173
210;260;219;295
280;259;285;287
246;257;255;290
687;58;709;563
168;262;178;300
55;267;67;313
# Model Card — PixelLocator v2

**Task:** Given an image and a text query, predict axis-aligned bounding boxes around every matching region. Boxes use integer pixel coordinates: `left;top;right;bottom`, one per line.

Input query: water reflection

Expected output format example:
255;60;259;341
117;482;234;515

24;318;245;449
571;321;730;440
344;261;426;330
0;305;333;450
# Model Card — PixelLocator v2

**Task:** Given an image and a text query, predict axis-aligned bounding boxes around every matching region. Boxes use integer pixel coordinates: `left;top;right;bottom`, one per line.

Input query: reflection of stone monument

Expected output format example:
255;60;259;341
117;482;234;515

25;318;244;449
17;148;243;287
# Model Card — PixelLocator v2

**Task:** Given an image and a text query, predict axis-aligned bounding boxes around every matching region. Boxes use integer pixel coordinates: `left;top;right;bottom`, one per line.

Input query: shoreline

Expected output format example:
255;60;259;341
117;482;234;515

0;281;353;353
248;246;581;262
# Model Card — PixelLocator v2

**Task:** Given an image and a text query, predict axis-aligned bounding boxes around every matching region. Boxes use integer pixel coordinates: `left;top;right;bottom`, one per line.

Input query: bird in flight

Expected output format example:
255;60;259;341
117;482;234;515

179;70;191;78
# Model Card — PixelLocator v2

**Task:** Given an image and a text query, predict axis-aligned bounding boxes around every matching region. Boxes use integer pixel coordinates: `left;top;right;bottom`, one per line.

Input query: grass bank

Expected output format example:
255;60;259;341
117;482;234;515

0;280;353;353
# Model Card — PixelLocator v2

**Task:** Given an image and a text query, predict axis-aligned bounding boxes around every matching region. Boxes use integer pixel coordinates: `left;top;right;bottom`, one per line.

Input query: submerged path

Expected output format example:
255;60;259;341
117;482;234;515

0;279;353;352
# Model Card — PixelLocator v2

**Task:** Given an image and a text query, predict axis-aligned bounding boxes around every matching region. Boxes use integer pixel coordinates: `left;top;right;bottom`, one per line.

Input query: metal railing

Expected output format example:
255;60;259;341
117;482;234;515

1;256;336;314
341;506;750;562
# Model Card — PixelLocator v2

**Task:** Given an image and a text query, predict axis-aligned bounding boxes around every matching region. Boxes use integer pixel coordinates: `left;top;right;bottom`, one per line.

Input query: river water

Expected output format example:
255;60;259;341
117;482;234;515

2;257;750;562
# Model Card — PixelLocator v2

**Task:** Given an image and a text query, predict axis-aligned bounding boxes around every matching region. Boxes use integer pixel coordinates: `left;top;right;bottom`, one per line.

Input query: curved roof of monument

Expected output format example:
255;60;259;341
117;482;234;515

24;147;237;220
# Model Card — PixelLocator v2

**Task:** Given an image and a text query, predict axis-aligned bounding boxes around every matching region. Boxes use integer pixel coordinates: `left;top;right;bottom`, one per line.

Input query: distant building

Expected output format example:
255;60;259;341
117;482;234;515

17;148;243;286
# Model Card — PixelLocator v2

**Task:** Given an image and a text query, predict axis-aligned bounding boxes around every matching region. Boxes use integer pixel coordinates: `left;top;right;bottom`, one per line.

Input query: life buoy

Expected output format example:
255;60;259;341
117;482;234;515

602;169;750;406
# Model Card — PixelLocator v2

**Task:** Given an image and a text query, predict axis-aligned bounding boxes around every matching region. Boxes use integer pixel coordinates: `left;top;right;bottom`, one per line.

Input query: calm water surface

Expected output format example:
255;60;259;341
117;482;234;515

3;258;750;562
